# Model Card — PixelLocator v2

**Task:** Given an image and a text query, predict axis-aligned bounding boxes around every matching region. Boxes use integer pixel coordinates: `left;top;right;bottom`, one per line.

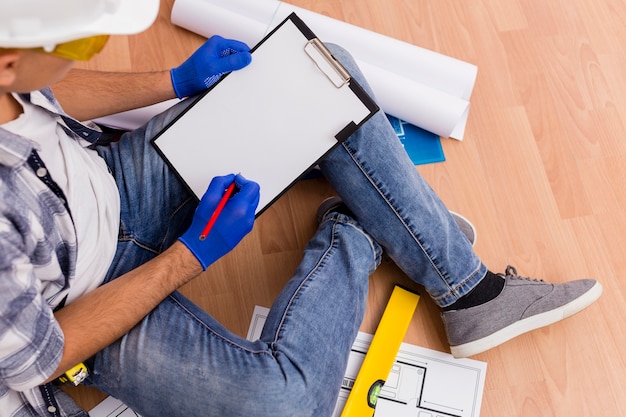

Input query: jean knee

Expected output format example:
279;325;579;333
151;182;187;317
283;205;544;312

324;43;377;102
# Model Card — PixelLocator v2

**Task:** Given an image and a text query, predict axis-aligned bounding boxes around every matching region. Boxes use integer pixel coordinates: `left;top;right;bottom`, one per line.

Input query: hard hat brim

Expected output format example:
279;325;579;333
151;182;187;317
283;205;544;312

0;0;160;48
88;0;161;38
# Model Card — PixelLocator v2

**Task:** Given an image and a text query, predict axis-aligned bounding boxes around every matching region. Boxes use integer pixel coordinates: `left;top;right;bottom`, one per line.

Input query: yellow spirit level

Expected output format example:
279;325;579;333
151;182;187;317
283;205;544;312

340;285;420;417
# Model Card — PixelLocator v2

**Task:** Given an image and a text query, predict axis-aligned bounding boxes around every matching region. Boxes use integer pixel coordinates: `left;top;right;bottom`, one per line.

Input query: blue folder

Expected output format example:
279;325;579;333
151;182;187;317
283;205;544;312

386;114;445;165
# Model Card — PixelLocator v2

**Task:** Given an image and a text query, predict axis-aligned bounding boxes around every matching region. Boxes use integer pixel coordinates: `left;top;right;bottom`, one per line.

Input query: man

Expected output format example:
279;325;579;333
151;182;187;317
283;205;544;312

0;1;602;416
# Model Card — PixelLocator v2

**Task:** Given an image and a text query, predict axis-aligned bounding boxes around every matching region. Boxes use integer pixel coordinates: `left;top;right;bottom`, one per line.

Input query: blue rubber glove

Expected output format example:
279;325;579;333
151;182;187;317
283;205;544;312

170;35;252;98
179;174;260;270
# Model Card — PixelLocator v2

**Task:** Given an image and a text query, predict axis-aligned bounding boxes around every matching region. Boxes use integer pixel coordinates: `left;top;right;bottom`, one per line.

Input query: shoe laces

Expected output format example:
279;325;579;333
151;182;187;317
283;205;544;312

502;265;545;282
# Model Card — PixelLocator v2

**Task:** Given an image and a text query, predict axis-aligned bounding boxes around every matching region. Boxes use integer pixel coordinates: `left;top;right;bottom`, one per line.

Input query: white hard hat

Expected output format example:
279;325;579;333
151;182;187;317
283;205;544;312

0;0;160;49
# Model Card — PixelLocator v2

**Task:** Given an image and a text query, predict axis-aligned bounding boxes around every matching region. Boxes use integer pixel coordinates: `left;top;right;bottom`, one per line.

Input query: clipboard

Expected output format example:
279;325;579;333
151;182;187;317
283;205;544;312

151;13;378;215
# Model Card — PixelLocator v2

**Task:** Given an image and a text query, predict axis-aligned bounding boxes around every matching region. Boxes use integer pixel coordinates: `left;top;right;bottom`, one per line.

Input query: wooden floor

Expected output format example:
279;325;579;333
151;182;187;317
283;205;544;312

70;0;626;415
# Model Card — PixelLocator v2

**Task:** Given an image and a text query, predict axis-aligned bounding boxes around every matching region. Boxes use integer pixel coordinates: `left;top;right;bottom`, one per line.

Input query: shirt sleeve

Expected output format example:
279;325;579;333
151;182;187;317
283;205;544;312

0;220;65;392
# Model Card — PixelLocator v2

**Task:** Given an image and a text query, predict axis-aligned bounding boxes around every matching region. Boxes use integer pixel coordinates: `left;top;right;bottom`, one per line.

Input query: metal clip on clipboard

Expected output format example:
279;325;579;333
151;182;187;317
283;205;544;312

304;38;351;88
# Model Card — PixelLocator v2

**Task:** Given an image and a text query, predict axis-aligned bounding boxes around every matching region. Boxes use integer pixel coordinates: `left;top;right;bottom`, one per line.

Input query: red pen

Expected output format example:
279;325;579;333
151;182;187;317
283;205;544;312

199;180;237;241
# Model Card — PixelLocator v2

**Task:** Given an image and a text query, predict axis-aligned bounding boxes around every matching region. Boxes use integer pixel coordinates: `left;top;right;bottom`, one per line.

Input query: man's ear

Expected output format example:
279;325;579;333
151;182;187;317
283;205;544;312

0;51;20;87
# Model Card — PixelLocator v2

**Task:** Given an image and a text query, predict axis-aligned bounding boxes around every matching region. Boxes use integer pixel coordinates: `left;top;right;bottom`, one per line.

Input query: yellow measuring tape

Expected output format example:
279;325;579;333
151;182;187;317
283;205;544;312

56;362;89;386
340;285;420;417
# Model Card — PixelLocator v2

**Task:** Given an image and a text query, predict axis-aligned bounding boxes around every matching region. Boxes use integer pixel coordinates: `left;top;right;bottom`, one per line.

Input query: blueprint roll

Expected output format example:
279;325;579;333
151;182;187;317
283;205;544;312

170;0;269;45
359;62;470;140
171;0;478;140
269;3;476;101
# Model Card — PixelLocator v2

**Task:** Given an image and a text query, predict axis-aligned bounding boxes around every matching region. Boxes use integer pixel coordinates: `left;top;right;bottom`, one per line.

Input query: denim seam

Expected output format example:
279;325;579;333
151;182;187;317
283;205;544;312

165;293;274;357
340;142;453;294
116;195;195;256
158;194;195;252
270;219;341;349
116;219;160;255
324;214;382;269
439;263;486;307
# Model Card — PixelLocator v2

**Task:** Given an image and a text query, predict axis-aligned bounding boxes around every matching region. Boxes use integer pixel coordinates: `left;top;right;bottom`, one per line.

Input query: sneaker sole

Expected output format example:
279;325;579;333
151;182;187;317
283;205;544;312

450;281;603;358
449;210;477;247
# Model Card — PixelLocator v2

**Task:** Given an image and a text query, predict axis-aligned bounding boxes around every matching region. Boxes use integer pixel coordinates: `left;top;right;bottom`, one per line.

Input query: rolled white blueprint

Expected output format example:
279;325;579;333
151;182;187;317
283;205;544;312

170;0;270;47
171;0;477;140
269;3;476;101
359;62;470;140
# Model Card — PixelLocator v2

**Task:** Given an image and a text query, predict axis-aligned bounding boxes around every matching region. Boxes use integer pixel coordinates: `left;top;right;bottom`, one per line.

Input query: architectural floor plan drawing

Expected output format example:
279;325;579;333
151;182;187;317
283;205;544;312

332;332;486;417
89;396;141;417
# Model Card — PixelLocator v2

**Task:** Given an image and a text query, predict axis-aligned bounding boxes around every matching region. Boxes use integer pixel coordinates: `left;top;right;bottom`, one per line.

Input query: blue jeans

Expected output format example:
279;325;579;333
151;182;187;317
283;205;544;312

88;45;486;417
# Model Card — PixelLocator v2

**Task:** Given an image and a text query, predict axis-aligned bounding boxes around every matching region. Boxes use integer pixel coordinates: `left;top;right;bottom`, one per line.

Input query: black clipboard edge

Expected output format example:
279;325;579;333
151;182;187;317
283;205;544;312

336;80;380;142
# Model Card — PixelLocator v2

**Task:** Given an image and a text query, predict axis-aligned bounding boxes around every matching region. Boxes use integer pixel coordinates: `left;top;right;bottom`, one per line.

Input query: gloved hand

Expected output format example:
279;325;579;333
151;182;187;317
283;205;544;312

179;174;260;270
170;35;252;98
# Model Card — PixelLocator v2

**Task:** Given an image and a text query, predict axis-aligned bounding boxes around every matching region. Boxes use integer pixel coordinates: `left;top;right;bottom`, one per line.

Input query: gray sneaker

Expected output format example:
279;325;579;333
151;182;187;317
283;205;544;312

442;266;603;358
317;197;477;246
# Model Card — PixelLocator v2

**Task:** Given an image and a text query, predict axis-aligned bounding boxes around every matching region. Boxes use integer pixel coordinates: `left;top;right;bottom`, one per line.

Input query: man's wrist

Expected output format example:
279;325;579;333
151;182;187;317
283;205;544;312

168;241;205;279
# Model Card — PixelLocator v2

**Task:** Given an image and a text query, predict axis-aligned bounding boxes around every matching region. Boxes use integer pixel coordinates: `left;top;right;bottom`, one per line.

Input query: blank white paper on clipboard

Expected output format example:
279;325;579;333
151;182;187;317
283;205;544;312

152;13;378;215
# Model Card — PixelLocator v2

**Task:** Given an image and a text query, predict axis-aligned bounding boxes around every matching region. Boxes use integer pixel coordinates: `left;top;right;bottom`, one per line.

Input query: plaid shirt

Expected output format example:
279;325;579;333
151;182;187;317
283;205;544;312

0;89;104;416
